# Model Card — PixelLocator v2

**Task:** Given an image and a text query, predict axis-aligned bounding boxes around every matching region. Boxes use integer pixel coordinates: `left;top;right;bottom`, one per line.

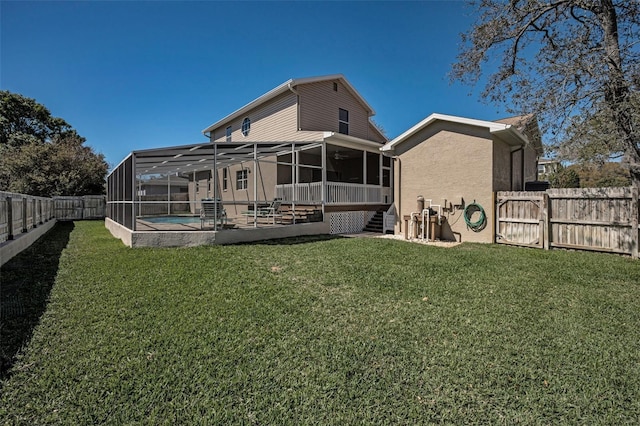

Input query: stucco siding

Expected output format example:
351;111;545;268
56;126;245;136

393;121;496;243
298;80;370;140
523;145;538;183
215;159;278;217
493;139;512;191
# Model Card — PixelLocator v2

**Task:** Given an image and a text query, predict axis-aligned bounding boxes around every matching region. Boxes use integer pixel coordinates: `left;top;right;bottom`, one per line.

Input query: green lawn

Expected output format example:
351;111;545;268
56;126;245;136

1;221;640;424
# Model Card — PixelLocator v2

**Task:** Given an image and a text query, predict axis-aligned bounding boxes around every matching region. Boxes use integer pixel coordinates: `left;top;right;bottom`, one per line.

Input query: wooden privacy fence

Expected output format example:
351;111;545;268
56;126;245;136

496;187;639;258
0;191;56;244
54;195;106;220
1;193;105;244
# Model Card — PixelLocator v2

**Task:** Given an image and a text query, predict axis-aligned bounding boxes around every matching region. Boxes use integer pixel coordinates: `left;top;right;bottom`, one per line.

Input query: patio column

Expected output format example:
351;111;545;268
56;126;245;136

192;170;197;217
363;151;367;203
131;154;137;231
253;143;258;228
321;142;326;216
214;143;218;231
291;143;296;224
167;173;171;215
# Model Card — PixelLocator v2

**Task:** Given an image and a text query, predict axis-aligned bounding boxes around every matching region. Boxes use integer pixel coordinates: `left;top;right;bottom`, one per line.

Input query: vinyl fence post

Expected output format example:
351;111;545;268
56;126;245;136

7;196;13;240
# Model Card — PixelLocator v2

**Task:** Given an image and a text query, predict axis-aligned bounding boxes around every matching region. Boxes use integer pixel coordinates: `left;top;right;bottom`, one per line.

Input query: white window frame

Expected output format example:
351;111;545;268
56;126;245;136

223;168;228;191
225;126;232;142
241;117;251;137
236;169;248;190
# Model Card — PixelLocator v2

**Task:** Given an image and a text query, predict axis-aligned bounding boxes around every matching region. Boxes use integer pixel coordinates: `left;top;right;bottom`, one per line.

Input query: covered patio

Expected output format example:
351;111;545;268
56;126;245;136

106;138;391;246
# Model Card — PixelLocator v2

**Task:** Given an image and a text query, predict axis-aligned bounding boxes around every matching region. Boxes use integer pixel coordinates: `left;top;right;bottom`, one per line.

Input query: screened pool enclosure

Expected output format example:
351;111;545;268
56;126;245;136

106;139;391;244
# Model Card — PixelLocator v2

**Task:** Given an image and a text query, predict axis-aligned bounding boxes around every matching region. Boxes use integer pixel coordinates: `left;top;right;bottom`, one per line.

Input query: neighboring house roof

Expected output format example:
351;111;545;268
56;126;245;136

495;114;543;155
494;114;534;130
202;74;376;135
381;113;530;153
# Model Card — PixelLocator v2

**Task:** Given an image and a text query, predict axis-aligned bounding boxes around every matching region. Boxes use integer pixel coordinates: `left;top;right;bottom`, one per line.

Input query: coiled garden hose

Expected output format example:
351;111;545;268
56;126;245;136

464;202;487;232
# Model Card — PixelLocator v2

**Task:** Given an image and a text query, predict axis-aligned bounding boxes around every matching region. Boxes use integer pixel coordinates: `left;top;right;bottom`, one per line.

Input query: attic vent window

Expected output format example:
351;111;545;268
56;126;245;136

333;82;338;91
241;117;251;136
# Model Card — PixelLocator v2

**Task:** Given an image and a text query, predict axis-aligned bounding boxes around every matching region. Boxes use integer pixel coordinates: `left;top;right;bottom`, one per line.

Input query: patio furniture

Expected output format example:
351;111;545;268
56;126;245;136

200;199;227;229
241;198;283;224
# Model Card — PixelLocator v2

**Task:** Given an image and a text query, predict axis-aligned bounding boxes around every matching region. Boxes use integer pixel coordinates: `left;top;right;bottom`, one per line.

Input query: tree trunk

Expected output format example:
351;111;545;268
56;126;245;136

598;0;640;187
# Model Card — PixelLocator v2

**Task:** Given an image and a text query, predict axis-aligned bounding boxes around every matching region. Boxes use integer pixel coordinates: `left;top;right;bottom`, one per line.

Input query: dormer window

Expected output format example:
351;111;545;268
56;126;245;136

339;108;349;135
242;117;251;136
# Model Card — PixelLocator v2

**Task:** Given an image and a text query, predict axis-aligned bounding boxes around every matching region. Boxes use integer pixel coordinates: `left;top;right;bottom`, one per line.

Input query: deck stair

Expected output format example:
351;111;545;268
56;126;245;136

363;208;387;233
279;205;323;224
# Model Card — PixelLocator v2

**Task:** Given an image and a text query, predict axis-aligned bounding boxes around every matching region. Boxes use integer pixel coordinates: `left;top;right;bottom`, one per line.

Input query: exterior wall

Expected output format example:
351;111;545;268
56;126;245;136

523;144;538;183
393;121;496;243
492;141;539;192
298;79;372;141
215;159;278;218
493;139;514;191
368;122;387;144
210;92;324;143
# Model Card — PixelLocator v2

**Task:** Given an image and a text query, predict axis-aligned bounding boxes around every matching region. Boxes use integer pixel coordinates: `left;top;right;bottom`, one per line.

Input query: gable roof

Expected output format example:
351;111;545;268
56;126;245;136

381;113;530;153
494;114;533;130
202;74;375;135
495;114;543;154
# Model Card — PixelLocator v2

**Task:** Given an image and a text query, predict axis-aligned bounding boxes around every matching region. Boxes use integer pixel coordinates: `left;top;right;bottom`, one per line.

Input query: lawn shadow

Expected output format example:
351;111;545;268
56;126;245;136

235;233;345;246
0;221;74;383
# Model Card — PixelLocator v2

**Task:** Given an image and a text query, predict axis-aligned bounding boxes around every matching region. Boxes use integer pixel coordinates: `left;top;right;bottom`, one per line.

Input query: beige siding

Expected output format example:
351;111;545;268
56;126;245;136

298;80;370;140
210;92;323;143
393;121;495;243
368;122;387;144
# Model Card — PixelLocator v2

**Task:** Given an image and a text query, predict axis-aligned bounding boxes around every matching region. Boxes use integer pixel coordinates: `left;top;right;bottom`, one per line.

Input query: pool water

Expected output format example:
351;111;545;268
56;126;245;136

143;216;201;224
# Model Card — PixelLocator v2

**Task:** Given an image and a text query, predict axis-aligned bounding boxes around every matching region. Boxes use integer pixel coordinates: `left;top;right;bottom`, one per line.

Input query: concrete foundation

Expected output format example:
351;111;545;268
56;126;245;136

105;218;330;248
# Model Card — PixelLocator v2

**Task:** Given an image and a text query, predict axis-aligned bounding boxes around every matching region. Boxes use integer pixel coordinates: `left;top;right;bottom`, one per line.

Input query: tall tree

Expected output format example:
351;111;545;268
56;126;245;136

0;91;108;196
451;0;640;186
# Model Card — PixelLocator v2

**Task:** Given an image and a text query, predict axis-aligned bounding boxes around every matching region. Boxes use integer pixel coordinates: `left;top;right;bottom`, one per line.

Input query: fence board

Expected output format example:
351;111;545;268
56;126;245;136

497;187;638;258
496;191;544;248
1;191;58;244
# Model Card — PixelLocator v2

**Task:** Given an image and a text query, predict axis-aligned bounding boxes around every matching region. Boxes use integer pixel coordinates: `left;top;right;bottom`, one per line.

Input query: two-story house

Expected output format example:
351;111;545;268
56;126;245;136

106;73;541;247
189;74;391;234
107;74;393;241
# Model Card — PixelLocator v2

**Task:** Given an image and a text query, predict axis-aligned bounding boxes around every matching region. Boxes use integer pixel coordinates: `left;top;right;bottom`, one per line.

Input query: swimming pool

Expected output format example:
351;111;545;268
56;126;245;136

143;216;201;225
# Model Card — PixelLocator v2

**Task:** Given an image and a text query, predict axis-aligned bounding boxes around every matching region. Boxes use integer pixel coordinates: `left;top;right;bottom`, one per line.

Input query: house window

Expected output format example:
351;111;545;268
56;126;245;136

236;169;248;190
225;126;232;142
222;168;228;191
241;117;251;136
333;82;338;91
339;108;349;135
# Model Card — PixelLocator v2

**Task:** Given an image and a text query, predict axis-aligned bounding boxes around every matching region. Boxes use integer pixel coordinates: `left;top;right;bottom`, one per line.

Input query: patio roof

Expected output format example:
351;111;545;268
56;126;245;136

131;141;323;176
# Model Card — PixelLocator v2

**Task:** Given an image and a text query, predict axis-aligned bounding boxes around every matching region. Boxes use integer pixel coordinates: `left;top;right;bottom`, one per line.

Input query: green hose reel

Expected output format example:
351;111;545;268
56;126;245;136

463;202;487;232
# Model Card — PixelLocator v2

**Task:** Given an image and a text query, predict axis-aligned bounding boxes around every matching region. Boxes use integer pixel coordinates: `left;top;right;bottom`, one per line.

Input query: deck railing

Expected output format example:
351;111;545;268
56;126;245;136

275;182;383;204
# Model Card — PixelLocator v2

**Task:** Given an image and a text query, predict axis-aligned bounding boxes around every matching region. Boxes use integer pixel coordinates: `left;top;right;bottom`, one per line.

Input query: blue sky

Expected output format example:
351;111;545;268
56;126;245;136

1;0;510;169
